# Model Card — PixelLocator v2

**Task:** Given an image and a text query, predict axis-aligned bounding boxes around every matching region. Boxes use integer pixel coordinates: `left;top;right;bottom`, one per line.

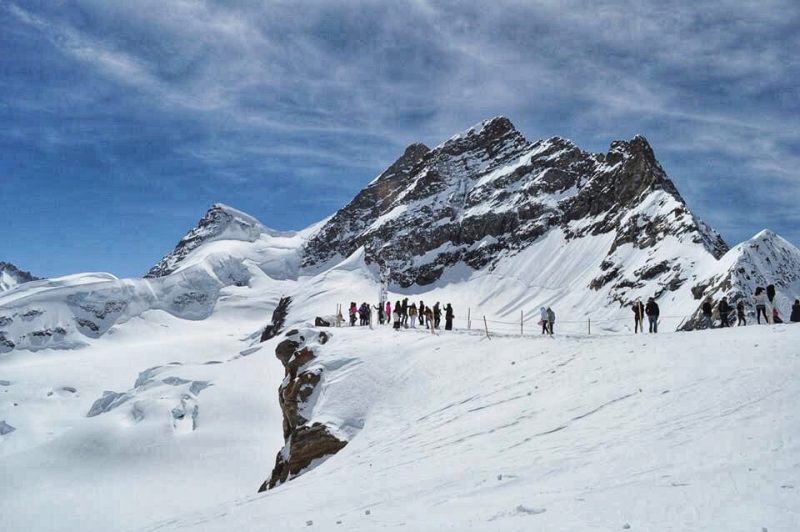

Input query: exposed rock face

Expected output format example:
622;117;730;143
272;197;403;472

260;296;292;342
260;329;345;492
0;262;40;292
301;117;728;294
680;230;800;330
146;204;268;278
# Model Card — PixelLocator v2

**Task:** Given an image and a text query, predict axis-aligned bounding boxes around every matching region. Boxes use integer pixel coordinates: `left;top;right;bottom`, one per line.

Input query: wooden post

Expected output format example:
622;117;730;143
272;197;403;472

467;307;471;330
588;317;591;336
484;316;491;340
520;310;524;337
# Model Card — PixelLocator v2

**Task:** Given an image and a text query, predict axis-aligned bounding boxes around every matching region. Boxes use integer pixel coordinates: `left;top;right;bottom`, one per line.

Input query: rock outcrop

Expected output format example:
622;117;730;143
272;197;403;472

259;329;346;492
260;296;292;342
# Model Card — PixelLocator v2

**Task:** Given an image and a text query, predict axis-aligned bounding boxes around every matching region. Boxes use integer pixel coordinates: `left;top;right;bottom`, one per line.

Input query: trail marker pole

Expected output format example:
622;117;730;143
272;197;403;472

588;317;591;336
484;316;491;340
467;307;471;330
520;310;524;337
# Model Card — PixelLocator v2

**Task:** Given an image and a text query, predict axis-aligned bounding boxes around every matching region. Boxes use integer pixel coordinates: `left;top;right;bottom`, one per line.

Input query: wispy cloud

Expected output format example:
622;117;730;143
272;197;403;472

1;0;798;272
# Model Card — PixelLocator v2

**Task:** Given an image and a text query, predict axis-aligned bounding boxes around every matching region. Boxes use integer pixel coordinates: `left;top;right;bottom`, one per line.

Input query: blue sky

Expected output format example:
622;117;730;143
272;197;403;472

2;0;798;278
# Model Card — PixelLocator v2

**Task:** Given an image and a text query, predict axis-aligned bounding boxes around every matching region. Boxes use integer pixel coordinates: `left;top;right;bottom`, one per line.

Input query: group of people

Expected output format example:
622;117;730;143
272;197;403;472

699;284;800;329
632;297;660;333
345;299;455;331
538;307;556;335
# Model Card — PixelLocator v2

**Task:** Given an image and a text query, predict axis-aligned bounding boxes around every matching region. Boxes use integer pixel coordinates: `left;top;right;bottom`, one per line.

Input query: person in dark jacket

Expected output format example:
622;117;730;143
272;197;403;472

444;303;454;331
418;301;426;327
790;300;800;323
424;307;434;330
546;307;555;335
736;300;746;326
718;297;731;328
632;299;645;333
701;298;714;329
645;297;659;333
433;302;441;329
401;298;409;327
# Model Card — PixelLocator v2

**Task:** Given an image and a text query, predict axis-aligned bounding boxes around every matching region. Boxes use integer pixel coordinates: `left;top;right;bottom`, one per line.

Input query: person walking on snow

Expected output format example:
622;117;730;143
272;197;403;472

418;301;426;327
754;287;769;324
385;301;392;326
736;299;746;326
701;298;714;329
445;303;454;331
393;307;402;330
433;302;441;329
539;307;548;334
546;307;555;335
349;302;357;327
718;297;731;327
409;303;418;329
424;307;434;331
790;300;800;323
632;298;645;333
645;297;659;333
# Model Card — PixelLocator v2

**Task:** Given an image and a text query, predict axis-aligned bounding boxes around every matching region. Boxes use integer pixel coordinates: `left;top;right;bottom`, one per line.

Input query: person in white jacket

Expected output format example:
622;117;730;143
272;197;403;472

539;307;549;335
754;287;770;324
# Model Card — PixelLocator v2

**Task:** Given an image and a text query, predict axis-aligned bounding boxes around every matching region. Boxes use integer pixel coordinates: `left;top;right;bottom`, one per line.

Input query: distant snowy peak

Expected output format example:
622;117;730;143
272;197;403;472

302;116;727;289
0;262;39;292
146;203;274;278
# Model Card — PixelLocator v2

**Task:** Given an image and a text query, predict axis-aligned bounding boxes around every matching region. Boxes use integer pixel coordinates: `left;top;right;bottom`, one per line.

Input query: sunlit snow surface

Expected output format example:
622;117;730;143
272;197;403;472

1;272;799;531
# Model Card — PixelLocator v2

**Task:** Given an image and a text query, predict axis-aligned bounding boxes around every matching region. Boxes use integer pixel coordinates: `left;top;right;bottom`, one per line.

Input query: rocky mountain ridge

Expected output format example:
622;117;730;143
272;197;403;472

0;262;39;292
300;117;729;312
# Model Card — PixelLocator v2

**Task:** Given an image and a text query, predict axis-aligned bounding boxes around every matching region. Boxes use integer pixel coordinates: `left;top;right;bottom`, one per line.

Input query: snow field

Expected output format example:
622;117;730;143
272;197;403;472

148;323;800;531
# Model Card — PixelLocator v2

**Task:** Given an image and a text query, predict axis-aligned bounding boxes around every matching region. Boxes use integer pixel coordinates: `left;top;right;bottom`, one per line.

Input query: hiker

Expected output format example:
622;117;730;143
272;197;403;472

385;301;392;326
546;307;555;335
401;298;409;327
632;298;645;333
736;299;746;326
791;300;800;323
424;307;434;330
360;302;370;326
645;297;659;333
349;302;357;326
701;298;714;329
718;297;731;328
773;306;784;324
539;307;548;334
445;303;454;331
754;287;769;324
433;302;441;329
393;306;402;330
376;302;385;325
409;303;418;328
418;301;426;327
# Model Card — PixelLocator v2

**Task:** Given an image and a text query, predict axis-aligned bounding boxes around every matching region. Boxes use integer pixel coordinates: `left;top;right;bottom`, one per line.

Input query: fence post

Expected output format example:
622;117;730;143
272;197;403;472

484;316;491;340
520;310;523;337
588;317;591;335
467;307;471;330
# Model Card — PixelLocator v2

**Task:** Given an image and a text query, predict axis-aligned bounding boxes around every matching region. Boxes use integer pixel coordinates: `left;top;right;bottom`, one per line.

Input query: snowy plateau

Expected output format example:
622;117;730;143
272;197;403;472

1;117;799;532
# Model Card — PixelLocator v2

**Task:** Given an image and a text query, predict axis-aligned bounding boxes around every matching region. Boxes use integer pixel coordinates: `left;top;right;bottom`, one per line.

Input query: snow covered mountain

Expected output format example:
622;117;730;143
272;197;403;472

0;262;39;292
681;229;800;328
2;116;800;532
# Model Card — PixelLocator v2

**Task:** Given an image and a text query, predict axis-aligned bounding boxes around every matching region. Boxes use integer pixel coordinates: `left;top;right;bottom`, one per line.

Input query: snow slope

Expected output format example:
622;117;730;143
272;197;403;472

152;324;800;532
2;256;799;531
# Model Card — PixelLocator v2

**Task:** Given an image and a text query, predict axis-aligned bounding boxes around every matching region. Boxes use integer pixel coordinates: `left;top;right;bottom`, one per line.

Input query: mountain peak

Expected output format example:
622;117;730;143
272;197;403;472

437;116;525;154
0;262;40;292
145;204;268;278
